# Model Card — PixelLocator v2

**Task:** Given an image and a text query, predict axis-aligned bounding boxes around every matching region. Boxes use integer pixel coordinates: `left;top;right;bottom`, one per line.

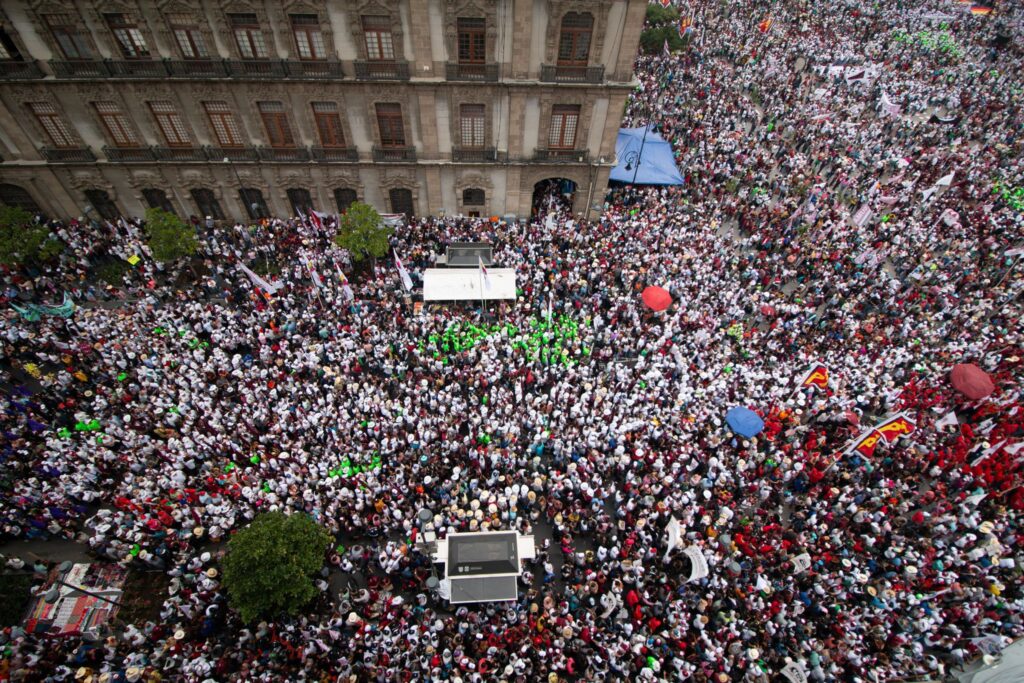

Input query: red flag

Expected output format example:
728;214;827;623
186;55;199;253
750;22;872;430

799;362;830;391
875;413;916;443
758;16;773;33
309;210;324;233
851;430;884;458
659;0;672;7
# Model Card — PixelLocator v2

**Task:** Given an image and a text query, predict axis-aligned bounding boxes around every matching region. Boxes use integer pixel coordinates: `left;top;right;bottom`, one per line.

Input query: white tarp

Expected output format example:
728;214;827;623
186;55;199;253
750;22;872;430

423;268;517;301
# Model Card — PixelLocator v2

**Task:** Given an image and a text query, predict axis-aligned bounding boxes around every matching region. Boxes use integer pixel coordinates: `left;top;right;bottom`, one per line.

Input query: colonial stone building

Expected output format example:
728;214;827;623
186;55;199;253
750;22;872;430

0;0;646;222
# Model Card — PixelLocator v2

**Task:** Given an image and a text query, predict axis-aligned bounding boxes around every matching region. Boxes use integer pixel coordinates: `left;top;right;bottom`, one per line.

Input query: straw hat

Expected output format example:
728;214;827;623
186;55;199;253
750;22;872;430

205;568;218;578
979;520;994;535
174;629;186;640
193;526;204;537
125;667;144;682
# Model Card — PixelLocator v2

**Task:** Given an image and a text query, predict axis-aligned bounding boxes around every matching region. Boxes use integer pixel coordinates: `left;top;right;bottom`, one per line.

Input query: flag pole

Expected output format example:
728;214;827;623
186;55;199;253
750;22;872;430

479;264;486;321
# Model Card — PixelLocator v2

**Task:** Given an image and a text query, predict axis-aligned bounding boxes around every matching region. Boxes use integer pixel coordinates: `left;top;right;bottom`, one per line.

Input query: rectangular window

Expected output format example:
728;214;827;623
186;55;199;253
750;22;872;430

45;14;91;60
362;15;394;61
105;13;150;59
0;28;21;60
557;12;593;66
94;101;139;147
229;13;267;59
457;18;486;64
375;103;405;147
460;104;485;148
291;14;326;60
548;105;579;149
312;102;346;148
29;102;76;148
258;101;294;148
149;101;191;147
167;12;209;59
204;101;244;147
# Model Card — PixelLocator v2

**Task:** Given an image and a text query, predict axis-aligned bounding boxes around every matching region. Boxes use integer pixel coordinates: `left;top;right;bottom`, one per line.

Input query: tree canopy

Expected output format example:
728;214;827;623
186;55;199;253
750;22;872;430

221;512;332;623
143;207;198;263
333;202;393;262
0;204;63;266
640;4;689;54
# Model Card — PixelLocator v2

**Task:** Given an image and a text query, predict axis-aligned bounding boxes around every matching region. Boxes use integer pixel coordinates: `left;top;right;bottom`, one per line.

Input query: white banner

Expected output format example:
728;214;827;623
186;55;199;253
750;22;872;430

782;662;808;683
683;546;709;583
852;204;873;227
792;553;812;573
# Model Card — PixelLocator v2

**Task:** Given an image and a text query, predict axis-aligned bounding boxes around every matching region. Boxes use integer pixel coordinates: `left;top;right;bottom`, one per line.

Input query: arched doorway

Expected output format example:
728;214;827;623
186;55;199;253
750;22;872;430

0;183;41;214
531;178;577;217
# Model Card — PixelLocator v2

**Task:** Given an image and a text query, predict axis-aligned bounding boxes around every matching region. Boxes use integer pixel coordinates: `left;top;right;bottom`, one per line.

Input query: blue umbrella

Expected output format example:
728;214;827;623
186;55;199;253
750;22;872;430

725;407;764;438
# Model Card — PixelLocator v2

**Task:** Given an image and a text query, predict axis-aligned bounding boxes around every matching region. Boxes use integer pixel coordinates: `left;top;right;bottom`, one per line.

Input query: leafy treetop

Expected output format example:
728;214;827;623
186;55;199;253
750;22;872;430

0;204;63;266
333;202;393;263
221;512;332;623
143;207;198;263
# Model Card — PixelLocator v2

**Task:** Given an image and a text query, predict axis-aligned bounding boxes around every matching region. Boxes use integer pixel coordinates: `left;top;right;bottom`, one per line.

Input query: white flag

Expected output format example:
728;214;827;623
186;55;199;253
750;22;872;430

478;254;491;290
964;492;987;507
394;252;413;291
237;263;283;294
306;261;324;290
335;262;354;301
935;411;959;429
935;172;955;188
879;92;901;118
663;517;681;561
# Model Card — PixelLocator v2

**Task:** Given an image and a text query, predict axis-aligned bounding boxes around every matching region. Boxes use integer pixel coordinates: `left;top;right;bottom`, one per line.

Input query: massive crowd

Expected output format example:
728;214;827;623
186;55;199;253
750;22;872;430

2;0;1024;681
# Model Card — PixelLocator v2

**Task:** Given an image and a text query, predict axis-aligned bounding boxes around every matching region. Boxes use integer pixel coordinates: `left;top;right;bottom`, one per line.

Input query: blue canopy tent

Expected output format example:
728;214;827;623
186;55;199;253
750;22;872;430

725;407;765;438
609;126;685;185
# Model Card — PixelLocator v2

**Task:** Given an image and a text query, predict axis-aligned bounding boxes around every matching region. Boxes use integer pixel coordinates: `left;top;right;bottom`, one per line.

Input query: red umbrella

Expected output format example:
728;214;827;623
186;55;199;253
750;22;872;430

950;363;995;400
641;286;672;312
760;304;776;317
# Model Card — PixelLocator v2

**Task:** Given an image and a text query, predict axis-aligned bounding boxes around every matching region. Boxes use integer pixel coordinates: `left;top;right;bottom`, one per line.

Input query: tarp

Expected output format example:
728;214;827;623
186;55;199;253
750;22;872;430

641;286;672;311
423;268;517;301
725;407;765;437
609;126;684;185
950;363;995;399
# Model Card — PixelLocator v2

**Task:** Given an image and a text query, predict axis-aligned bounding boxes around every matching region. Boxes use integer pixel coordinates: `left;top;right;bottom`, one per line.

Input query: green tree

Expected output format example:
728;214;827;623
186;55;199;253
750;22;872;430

640;25;687;55
0;204;63;266
221;512;332;623
645;4;680;26
333;202;393;263
143;207;197;263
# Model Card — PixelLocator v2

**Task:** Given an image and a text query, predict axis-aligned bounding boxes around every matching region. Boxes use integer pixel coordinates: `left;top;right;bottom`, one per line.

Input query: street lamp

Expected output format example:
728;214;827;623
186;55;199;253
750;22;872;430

223;156;252;221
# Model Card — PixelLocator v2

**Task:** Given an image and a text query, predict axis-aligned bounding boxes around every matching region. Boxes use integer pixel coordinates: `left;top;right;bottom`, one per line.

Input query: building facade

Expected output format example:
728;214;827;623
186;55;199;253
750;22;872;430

0;0;646;223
